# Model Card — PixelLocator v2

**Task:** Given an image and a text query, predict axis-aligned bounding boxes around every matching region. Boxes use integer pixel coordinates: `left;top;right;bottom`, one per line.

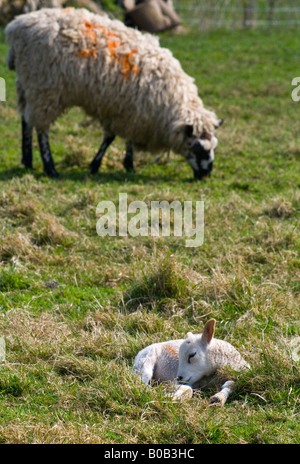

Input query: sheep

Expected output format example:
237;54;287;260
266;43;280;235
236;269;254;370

6;7;222;179
133;319;250;405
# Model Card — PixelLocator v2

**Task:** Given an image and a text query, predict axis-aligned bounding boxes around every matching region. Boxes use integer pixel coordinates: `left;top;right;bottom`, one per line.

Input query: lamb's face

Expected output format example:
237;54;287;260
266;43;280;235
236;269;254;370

177;335;209;388
176;319;216;388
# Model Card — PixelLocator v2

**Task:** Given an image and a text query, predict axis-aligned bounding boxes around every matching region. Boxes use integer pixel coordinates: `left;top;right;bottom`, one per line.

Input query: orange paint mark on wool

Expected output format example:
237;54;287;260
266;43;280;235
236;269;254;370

78;20;140;77
108;40;140;78
164;345;179;359
77;48;98;58
82;20;100;45
77;20;100;58
61;7;75;13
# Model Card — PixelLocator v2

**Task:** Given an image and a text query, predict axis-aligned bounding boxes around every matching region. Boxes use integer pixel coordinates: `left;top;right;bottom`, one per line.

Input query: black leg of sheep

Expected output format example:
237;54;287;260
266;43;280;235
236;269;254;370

36;130;59;178
21;115;33;170
123;141;135;172
90;134;116;174
90;136;135;174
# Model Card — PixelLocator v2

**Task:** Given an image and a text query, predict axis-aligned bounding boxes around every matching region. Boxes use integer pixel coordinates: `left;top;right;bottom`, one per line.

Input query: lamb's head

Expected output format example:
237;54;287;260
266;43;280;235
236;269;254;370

182;122;222;180
177;319;216;388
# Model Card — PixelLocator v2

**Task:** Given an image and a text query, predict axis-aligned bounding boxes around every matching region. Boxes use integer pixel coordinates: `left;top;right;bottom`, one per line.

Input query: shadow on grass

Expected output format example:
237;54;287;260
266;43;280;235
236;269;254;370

0;165;196;184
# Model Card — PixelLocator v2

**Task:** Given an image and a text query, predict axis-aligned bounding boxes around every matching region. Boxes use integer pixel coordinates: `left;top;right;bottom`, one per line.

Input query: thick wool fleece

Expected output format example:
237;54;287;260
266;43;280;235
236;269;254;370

6;7;219;155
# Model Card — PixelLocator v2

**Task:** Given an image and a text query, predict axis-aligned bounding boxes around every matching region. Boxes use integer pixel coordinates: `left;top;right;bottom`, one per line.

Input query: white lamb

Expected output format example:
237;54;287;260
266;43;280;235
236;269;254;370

6;7;222;178
133;319;250;405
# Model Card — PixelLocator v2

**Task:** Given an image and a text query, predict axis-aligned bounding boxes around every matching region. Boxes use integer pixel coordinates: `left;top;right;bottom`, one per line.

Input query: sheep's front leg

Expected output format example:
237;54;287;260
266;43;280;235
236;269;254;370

209;380;235;406
123;141;135;172
21;115;33;169
172;384;193;402
90;134;115;174
36;130;58;178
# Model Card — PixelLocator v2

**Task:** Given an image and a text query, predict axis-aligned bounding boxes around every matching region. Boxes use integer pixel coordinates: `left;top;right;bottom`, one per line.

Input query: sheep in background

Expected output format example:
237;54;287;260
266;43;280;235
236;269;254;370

6;8;222;179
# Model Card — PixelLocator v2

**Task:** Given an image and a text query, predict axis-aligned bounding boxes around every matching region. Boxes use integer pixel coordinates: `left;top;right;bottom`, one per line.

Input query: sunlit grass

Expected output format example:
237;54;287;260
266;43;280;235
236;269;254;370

0;25;299;443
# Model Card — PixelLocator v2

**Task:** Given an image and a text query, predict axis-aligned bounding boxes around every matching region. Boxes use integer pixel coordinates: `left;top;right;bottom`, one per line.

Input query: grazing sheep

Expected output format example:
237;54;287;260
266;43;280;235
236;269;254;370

6;7;222;178
133;319;250;405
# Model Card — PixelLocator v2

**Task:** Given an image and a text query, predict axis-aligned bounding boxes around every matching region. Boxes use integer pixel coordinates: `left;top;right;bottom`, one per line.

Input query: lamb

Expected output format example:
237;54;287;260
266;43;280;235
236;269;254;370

5;7;222;179
133;319;250;405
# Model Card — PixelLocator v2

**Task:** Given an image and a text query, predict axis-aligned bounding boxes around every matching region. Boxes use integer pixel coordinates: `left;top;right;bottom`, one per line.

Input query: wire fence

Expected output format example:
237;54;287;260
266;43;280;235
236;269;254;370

173;0;300;30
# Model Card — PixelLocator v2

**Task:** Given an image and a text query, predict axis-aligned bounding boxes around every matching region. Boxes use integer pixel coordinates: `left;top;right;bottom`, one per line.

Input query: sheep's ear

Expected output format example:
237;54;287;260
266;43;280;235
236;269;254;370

202;319;216;345
185;125;194;138
215;119;224;129
185;331;193;339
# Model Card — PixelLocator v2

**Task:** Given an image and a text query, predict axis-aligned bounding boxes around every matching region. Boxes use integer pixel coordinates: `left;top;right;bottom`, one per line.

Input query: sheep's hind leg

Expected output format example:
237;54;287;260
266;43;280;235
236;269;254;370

123;141;135;172
90;134;115;174
36;130;58;178
21;116;33;170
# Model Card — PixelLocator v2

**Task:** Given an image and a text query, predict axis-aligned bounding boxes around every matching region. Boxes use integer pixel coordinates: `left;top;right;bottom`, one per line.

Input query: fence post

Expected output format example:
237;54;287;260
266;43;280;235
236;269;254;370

268;0;276;25
243;0;255;27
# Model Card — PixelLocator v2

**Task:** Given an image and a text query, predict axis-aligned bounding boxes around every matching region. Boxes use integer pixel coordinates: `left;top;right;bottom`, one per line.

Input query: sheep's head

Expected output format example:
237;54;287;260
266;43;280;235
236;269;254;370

176;319;216;388
183;121;223;180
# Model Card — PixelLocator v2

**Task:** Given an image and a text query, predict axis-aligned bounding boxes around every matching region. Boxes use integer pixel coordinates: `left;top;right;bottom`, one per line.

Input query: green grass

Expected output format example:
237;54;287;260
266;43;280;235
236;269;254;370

0;25;299;444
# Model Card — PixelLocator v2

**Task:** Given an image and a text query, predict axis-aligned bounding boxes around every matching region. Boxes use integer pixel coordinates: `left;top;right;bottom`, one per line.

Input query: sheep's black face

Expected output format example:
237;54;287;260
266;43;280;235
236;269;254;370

189;139;215;180
186;135;218;180
183;122;222;180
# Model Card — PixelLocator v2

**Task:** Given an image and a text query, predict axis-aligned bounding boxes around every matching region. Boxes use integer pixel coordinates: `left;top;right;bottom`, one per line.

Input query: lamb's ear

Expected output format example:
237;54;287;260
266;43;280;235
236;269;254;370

185;331;193;340
202;319;216;345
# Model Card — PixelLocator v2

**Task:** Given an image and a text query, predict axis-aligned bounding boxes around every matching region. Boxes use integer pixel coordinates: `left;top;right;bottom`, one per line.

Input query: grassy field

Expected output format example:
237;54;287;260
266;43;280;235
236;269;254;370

0;24;299;444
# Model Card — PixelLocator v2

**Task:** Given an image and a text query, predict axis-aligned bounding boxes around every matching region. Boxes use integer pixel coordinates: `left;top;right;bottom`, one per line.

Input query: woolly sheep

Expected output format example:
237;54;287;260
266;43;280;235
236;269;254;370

6;7;222;178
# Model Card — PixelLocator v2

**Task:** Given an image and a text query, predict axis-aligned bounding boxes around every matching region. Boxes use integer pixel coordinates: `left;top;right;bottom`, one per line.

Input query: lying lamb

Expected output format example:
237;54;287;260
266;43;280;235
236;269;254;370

6;7;222;178
133;319;250;405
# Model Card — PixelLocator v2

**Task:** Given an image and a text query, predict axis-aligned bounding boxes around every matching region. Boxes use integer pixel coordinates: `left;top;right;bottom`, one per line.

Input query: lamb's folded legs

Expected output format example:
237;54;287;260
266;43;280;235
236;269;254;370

172;380;236;406
90;134;115;174
36;129;58;178
21;115;33;169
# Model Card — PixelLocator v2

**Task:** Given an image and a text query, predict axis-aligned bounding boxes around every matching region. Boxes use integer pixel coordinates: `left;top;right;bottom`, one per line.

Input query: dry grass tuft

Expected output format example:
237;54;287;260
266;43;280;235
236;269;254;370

31;211;78;247
123;254;191;311
263;197;297;219
0;230;43;263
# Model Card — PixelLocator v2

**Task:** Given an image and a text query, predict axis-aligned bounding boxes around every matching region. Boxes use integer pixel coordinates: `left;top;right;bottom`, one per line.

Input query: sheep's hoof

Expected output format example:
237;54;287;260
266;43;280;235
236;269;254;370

123;158;135;172
45;168;59;178
125;167;135;173
124;164;135;173
209;394;226;407
22;161;33;170
90;162;100;175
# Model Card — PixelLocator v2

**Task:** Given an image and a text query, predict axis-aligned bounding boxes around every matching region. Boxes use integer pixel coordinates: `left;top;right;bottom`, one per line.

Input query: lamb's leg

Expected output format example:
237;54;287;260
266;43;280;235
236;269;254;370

36;130;58;178
21;116;33;169
209;380;235;406
90;134;115;174
172;384;193;402
123;141;135;172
